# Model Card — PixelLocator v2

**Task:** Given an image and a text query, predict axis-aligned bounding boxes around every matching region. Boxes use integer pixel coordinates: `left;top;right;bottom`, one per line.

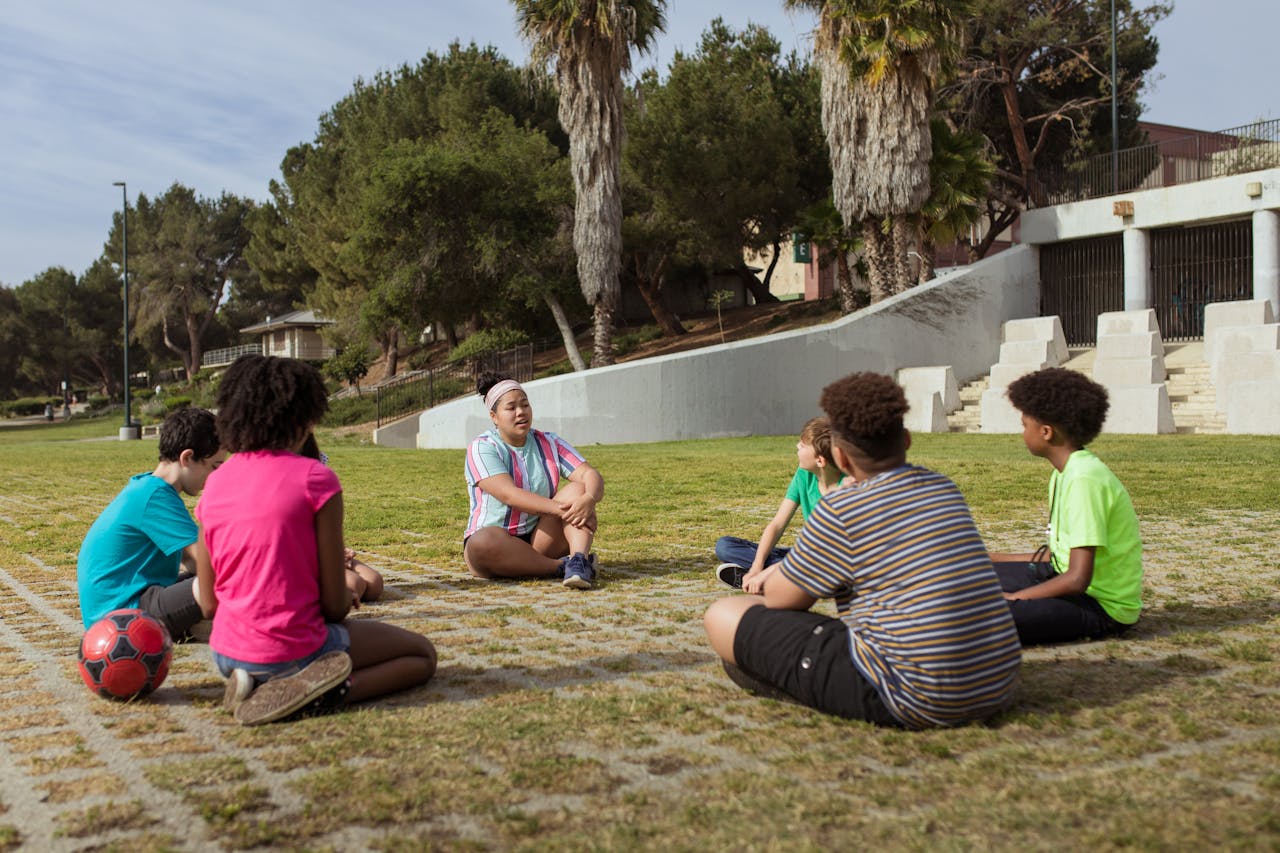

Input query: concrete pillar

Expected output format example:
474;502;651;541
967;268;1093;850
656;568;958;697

1123;227;1151;312
1254;208;1280;317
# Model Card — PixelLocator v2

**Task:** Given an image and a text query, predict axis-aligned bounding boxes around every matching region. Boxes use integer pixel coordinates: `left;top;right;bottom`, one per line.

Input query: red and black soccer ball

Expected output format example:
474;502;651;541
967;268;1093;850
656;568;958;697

77;609;173;701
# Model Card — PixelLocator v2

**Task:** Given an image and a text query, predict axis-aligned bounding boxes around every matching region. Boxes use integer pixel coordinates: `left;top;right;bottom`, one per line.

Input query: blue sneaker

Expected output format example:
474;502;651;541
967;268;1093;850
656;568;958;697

562;552;596;590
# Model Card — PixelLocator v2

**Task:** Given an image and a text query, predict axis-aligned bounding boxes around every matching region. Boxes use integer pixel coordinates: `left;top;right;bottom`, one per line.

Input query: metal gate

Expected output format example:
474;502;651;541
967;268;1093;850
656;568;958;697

1039;235;1124;345
1150;219;1253;341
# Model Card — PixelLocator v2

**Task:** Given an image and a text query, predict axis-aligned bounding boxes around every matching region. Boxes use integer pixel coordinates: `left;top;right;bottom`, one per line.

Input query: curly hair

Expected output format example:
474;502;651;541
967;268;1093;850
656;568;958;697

214;355;329;452
1006;367;1109;447
157;407;219;462
819;373;909;461
476;371;512;400
799;416;834;465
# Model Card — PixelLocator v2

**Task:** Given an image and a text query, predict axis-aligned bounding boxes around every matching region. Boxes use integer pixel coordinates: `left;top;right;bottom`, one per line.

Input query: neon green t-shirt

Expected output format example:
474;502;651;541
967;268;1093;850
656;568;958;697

1048;449;1143;624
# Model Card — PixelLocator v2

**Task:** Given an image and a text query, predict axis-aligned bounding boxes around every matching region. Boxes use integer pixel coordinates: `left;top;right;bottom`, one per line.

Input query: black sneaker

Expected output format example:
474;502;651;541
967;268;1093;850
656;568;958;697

716;563;747;589
296;677;352;719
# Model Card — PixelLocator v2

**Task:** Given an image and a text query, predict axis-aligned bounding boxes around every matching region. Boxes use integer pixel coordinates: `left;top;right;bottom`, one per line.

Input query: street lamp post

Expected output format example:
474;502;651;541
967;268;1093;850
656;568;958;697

112;181;138;440
1110;0;1119;194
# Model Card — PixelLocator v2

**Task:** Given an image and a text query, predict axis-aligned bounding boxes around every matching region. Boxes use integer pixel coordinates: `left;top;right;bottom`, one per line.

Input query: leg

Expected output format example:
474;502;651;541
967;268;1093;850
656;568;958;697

1005;595;1127;646
137;577;204;639
346;549;384;601
534;480;595;558
344;620;437;703
704;595;766;663
714;536;788;569
464;528;563;579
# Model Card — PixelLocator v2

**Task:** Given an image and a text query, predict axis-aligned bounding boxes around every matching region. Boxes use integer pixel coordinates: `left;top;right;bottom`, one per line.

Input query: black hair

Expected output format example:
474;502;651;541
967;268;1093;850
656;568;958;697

476;371;513;400
819;372;909;461
1006;367;1109;447
214;354;329;452
158;407;219;462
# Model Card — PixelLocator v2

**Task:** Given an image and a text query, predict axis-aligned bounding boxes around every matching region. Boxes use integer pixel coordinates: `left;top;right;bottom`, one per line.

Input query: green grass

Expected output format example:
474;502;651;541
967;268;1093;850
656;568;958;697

1;424;1278;849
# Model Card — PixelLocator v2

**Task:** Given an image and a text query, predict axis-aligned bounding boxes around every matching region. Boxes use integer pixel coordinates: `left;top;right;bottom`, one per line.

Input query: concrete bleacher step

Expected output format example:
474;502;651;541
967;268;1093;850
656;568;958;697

945;340;1227;434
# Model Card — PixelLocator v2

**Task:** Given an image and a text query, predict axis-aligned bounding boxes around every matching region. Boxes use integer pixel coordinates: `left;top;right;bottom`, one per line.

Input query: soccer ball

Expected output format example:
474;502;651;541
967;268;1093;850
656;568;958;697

77;609;173;701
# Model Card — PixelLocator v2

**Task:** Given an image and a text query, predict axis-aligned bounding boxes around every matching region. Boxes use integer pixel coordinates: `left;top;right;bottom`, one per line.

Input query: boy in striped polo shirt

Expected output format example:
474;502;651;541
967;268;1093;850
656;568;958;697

704;373;1022;728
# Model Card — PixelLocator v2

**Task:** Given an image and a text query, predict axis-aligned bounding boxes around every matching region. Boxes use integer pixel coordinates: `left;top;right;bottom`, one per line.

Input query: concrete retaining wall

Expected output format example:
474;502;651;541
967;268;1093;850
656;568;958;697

413;247;1040;449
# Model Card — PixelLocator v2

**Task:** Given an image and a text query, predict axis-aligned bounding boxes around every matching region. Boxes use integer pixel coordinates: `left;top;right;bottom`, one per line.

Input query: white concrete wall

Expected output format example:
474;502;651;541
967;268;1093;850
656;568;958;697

1020;167;1280;243
413;246;1040;449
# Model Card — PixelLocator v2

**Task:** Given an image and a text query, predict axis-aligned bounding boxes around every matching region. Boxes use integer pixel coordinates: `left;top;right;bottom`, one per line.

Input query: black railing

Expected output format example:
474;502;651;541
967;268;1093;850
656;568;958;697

374;344;534;428
1035;119;1280;206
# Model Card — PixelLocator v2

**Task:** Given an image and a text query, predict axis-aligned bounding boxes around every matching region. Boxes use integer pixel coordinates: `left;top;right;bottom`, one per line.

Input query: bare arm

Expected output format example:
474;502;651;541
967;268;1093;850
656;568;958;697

988;549;1050;563
748;499;799;575
1004;546;1095;600
195;525;217;619
762;569;817;612
476;473;563;518
316;492;350;623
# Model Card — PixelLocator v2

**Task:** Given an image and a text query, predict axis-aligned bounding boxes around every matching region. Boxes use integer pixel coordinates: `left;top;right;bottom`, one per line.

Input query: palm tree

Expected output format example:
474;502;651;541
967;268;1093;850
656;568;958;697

786;0;967;300
916;118;994;281
513;0;666;367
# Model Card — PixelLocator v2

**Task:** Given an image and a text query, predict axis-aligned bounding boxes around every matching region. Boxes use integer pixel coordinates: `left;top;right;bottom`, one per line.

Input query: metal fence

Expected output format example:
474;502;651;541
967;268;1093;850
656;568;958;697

375;344;534;427
1039;235;1125;345
1150;219;1254;341
1036;118;1280;206
200;343;262;369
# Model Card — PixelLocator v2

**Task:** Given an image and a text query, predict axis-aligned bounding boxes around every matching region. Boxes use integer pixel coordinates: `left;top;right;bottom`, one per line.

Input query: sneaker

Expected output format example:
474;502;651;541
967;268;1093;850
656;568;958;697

188;618;213;643
233;651;353;727
222;668;255;714
716;563;747;589
562;552;596;590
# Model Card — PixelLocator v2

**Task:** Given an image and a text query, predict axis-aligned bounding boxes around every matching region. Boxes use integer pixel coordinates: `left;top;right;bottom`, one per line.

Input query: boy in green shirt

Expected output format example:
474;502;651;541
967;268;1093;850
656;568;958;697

714;416;844;592
989;368;1143;644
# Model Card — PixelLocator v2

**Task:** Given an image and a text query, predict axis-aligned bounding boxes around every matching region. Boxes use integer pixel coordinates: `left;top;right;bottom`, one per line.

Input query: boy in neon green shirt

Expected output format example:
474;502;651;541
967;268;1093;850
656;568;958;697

988;368;1143;644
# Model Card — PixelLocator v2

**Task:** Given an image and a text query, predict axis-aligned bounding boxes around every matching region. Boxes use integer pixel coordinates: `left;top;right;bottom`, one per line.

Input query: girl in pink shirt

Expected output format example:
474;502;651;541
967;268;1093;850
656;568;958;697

196;355;435;726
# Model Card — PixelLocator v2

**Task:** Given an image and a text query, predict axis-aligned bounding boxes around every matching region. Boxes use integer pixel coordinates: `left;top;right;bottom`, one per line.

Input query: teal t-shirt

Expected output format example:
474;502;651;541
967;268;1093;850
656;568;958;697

784;468;823;520
1048;449;1143;624
76;473;197;627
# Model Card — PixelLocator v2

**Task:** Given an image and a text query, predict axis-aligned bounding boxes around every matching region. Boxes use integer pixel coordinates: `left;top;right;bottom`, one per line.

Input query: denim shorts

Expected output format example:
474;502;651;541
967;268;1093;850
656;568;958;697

212;623;350;683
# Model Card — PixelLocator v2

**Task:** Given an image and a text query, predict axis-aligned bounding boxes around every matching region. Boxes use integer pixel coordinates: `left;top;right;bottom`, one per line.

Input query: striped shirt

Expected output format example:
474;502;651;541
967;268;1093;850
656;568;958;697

464;428;586;539
781;464;1022;729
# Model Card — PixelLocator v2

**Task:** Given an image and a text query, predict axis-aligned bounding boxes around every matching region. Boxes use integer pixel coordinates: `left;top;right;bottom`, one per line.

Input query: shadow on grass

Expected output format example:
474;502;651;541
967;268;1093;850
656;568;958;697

414;649;715;704
1004;656;1194;720
1127;597;1280;638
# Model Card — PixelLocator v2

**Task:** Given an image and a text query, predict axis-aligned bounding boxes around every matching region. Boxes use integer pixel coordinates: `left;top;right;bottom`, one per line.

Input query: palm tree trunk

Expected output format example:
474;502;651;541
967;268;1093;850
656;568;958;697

544;293;588;371
861;219;894;303
834;247;859;314
592;299;616;366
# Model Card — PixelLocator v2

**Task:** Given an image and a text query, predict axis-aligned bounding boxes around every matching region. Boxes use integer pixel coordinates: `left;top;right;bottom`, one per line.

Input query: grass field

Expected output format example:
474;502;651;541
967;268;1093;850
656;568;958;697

0;415;1277;850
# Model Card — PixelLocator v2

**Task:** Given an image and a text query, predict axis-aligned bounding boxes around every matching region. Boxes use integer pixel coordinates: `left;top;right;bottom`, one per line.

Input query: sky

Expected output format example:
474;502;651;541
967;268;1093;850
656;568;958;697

1;0;1276;289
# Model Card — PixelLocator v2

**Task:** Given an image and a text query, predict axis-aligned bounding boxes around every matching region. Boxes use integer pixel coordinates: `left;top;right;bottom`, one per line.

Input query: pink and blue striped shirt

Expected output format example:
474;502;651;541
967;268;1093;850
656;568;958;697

464;428;586;539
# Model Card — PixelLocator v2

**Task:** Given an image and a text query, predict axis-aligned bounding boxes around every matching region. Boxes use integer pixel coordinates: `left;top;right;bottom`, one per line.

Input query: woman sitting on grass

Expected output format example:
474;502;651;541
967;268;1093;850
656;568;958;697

196;354;436;726
463;372;605;590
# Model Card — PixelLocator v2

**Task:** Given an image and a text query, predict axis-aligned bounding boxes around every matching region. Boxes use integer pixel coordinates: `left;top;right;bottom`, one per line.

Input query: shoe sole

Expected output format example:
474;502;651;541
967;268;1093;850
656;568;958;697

562;574;593;590
234;651;353;726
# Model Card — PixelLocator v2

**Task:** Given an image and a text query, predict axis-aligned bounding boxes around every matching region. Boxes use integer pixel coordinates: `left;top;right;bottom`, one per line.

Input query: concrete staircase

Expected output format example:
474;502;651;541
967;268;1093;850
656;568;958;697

946;341;1226;434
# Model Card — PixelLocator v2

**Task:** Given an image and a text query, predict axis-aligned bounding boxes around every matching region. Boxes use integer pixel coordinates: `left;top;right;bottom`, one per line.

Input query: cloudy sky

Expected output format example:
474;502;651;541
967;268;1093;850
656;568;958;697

1;0;1275;287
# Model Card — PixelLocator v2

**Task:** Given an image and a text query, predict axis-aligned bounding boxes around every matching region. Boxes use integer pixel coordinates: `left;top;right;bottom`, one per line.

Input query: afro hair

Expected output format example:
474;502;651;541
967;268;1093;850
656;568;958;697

819;373;909;461
214;355;329;453
1006;367;1109;447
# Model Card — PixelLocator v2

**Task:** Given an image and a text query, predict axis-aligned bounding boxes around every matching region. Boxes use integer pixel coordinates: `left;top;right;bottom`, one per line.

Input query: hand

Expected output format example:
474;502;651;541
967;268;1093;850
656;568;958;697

559;493;597;529
742;564;777;596
1002;591;1021;601
344;548;358;571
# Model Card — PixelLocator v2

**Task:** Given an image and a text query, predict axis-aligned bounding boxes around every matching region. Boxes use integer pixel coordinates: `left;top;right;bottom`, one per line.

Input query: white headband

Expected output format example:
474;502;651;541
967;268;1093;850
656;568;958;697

484;379;525;411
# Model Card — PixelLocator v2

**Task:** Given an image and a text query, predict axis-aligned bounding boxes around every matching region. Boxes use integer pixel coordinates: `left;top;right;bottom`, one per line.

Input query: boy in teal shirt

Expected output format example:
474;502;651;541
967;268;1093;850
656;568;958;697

714;416;844;591
989;367;1143;644
77;408;226;637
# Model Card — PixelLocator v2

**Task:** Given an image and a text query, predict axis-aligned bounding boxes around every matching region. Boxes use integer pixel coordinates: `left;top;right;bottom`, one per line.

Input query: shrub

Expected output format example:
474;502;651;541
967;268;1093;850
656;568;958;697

614;324;662;357
322;395;377;427
86;395;110;411
1;397;60;417
163;396;193;413
447;329;529;364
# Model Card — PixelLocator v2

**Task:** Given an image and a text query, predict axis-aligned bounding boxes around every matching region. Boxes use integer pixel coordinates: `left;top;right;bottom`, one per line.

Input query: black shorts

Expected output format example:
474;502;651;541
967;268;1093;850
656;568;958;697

462;528;535;551
733;606;901;727
137;574;203;639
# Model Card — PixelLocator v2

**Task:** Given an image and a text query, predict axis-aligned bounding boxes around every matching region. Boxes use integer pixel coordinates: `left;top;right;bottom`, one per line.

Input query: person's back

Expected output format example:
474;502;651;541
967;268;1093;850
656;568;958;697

704;373;1021;729
785;463;1021;727
198;449;336;662
77;407;224;635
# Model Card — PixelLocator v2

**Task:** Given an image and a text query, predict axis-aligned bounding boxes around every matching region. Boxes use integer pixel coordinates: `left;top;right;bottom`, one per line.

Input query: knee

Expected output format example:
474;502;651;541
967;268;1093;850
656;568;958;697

415;637;438;682
361;568;384;602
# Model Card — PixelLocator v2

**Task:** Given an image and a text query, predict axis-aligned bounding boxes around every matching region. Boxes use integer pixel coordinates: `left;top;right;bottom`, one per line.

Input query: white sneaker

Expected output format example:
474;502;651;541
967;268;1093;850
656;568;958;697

222;668;254;713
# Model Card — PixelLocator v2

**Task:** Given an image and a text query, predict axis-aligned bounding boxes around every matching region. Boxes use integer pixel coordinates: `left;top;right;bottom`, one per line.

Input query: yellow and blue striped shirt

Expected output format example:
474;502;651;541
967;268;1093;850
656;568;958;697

781;464;1022;729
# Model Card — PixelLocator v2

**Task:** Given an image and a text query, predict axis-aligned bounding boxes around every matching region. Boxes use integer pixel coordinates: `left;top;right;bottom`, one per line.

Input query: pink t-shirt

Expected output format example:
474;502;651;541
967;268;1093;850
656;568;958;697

196;449;342;663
